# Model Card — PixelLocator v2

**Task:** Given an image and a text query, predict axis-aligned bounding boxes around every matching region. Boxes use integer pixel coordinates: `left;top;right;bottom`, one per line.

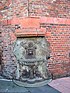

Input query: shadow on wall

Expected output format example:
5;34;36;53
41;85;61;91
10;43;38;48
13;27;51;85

0;50;2;71
0;49;2;71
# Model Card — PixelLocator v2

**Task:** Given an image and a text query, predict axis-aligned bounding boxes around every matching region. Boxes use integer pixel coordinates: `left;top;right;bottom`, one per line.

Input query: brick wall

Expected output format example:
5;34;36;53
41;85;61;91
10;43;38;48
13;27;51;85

44;24;70;78
0;0;70;79
29;0;70;18
0;0;70;20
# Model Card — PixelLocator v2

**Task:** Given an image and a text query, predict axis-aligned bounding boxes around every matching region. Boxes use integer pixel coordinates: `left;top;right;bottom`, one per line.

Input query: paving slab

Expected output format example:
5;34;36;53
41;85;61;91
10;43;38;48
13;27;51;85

27;85;60;93
49;77;70;93
0;80;28;93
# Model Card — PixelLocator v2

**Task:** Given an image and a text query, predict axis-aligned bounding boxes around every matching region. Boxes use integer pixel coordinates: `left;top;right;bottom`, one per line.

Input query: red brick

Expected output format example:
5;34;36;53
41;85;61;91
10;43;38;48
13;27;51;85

0;0;11;10
9;32;16;43
45;32;51;37
40;17;70;25
40;28;46;33
1;20;8;25
11;17;40;28
0;14;3;20
7;19;11;25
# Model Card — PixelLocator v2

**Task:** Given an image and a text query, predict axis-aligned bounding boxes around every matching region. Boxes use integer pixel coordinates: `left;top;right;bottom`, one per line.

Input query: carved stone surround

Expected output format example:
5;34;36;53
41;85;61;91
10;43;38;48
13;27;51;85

13;29;51;87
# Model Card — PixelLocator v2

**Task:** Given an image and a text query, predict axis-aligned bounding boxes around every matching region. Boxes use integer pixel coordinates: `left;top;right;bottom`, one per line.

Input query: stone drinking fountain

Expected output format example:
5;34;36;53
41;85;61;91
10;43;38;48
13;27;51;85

13;36;52;87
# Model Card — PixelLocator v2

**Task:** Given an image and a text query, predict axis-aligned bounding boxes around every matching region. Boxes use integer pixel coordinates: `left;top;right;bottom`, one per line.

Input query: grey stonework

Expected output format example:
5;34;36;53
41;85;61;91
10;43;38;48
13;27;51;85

13;36;51;86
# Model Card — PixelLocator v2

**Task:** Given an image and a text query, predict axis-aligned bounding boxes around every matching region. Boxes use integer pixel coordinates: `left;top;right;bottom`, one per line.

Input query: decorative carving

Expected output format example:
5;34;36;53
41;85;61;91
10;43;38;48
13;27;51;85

13;37;51;87
25;42;36;59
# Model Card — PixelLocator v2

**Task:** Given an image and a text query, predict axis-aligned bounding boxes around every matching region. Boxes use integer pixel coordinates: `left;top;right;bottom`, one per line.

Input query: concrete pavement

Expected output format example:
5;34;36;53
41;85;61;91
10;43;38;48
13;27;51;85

0;76;60;93
0;76;70;93
49;77;70;93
